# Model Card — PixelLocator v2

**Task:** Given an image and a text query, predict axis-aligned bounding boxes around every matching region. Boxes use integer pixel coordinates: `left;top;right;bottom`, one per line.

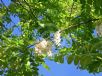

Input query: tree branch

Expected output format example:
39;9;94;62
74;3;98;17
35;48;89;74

60;18;99;33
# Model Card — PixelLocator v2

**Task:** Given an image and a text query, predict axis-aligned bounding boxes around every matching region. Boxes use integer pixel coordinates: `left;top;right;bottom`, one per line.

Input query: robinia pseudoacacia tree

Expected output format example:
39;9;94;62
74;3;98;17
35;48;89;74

0;0;102;76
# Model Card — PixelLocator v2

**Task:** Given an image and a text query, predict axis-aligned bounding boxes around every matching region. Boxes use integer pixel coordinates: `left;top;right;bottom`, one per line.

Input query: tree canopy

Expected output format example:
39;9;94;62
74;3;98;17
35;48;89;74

0;0;102;76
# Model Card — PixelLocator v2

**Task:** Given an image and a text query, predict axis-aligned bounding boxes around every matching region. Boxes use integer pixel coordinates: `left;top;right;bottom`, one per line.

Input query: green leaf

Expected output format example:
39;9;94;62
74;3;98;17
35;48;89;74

42;62;50;71
54;54;64;63
74;55;80;65
0;70;3;75
80;55;92;67
58;55;64;63
67;54;74;64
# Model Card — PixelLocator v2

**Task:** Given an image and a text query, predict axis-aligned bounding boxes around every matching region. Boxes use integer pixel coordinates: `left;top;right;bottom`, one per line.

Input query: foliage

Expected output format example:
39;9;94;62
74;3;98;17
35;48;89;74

0;0;102;76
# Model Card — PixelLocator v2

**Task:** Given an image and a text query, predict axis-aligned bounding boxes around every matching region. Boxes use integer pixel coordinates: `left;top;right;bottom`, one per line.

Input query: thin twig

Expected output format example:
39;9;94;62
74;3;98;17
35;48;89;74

60;18;99;33
15;2;29;12
23;0;37;20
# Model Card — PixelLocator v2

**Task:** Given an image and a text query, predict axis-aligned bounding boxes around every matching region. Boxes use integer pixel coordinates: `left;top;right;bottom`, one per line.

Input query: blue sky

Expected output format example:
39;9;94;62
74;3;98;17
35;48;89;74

1;0;102;76
39;60;101;76
38;59;102;76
